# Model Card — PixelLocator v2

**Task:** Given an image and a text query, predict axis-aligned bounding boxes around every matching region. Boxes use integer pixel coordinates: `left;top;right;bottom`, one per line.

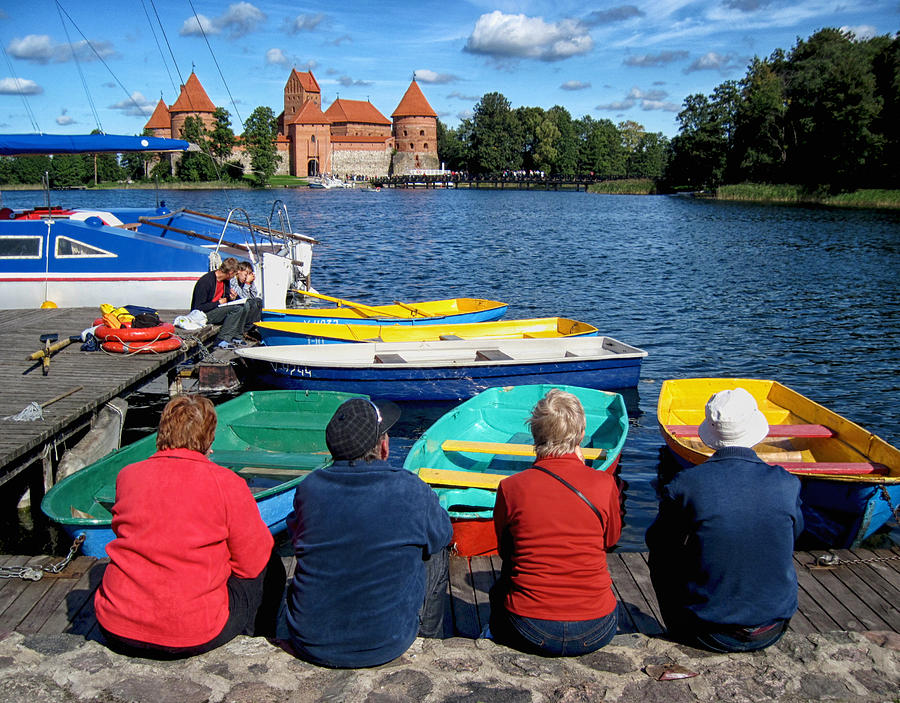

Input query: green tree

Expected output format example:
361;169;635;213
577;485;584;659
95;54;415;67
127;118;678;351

533;116;560;174
547;106;578;175
469;92;522;174
870;34;900;187
49;154;90;187
209;107;236;162
177;116;218;182
515;106;545;172
664;90;734;189
436;119;469;171
785;28;881;190
575;116;625;178
733;55;787;183
5;155;52;184
627;132;669;179
242;106;279;187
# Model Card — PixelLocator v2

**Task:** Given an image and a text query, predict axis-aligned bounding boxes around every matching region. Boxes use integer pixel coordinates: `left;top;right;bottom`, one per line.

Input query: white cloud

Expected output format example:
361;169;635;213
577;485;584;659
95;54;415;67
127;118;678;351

108;91;155;117
582;6;644;26
56;110;75;126
415;69;459;84
288;13;326;33
624;50;689;67
180;3;266;39
0;77;43;95
684;51;745;73
597;86;679;112
840;25;877;40
464;11;593;62
447;91;479;101
266;48;288;65
457;109;474;121
560;80;591;91
338;75;372;87
7;34;116;64
596;98;636;110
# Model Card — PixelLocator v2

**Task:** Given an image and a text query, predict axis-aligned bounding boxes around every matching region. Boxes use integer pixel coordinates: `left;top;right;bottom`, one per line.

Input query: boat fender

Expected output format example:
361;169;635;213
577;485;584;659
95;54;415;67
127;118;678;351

101;337;182;354
95;323;176;342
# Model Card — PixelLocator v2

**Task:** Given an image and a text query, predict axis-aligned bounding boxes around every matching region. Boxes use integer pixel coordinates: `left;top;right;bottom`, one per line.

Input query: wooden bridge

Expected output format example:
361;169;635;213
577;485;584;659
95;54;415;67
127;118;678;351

374;174;609;191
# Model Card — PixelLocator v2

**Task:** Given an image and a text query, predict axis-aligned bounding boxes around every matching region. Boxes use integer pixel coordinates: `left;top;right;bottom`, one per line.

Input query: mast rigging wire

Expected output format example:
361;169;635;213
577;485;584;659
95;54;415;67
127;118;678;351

187;0;244;130
55;0;103;131
1;45;40;132
140;0;179;99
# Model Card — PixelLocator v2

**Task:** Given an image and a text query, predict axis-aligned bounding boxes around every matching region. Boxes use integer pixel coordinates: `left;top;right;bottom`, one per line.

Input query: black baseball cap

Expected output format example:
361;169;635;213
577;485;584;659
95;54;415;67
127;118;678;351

325;397;401;460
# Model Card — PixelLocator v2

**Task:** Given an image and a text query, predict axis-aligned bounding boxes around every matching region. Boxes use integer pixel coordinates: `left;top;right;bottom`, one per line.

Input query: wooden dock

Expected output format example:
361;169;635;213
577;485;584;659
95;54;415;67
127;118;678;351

0;307;215;491
1;548;897;640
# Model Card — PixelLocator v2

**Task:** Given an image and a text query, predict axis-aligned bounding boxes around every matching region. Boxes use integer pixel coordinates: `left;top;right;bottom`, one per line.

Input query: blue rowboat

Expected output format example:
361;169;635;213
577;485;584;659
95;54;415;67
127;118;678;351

261;297;507;325
255;316;598;345
403;384;629;555
236;336;648;402
41;390;364;557
657;378;900;548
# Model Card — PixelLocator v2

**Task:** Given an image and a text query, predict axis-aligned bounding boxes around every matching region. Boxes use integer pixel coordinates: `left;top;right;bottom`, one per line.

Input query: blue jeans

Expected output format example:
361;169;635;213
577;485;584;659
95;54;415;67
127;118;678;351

418;547;449;638
690;619;789;653
489;582;618;656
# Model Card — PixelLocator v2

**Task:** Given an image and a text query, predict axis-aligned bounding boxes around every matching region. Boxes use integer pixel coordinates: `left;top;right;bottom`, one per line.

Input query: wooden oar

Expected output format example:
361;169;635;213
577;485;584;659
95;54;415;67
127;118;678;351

393;300;428;316
290;289;406;318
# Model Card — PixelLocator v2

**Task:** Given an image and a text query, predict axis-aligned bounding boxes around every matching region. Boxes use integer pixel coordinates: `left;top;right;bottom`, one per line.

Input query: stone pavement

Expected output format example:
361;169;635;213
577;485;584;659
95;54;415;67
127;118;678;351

1;629;898;703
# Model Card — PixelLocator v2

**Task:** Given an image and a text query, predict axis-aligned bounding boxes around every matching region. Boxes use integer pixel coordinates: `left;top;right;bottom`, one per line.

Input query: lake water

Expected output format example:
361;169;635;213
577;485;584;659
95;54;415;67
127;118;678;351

2;186;899;552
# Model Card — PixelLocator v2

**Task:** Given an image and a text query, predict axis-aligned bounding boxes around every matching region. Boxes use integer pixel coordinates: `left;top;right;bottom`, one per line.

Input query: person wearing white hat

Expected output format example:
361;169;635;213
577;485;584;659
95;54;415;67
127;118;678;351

646;387;804;652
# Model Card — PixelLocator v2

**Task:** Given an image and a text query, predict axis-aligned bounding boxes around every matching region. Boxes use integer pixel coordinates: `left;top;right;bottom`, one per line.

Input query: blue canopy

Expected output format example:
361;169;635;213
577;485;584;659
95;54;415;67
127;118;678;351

0;133;191;155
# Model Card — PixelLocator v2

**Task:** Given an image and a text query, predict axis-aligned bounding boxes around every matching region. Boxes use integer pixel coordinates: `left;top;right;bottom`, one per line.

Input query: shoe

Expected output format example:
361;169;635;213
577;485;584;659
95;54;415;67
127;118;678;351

230;338;251;347
215;340;234;349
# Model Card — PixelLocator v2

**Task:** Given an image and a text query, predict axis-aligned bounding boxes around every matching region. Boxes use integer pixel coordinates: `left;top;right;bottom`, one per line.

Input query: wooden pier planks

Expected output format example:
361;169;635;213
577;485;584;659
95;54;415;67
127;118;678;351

0;307;215;486
0;549;897;640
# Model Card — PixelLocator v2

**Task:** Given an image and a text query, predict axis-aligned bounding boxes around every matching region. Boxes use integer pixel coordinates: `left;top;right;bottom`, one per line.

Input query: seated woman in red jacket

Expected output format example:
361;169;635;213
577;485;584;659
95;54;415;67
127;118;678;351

94;395;285;659
489;388;622;656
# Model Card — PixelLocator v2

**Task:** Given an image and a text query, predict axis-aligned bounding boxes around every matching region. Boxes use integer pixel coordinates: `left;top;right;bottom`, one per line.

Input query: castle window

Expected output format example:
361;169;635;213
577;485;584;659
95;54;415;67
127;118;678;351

403;130;407;137
420;130;425;136
423;143;428;149
311;135;316;143
409;143;414;150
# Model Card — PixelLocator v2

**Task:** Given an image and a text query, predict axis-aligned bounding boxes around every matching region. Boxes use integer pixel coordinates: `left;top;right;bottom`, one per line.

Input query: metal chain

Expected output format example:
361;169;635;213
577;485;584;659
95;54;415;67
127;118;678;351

878;485;900;526
0;535;85;581
812;550;900;569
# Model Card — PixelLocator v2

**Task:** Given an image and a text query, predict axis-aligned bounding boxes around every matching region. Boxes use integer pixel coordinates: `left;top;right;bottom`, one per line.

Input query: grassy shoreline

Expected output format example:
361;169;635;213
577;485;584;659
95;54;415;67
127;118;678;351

587;179;656;195
713;184;900;209
1;175;310;191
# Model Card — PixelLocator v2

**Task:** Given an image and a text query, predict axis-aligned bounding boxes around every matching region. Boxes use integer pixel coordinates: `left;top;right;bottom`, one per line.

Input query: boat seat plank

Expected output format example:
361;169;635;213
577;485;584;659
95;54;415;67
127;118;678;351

475;349;512;361
776;462;888;475
210;450;328;471
441;439;606;460
237;467;313;478
374;353;406;364
439;334;462;340
666;424;835;438
418;467;510;490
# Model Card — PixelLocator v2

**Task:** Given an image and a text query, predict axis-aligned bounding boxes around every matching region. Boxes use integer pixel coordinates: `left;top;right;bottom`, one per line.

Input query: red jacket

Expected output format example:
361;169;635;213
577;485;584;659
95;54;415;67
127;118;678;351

493;453;621;621
95;449;273;647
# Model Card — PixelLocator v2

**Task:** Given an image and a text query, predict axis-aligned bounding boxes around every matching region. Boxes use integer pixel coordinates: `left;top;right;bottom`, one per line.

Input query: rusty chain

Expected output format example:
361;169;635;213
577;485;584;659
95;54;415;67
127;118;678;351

0;534;85;581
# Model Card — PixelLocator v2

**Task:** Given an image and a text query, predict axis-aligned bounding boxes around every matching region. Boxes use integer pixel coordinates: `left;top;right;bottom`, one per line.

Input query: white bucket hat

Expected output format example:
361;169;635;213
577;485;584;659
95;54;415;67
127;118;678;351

697;388;769;449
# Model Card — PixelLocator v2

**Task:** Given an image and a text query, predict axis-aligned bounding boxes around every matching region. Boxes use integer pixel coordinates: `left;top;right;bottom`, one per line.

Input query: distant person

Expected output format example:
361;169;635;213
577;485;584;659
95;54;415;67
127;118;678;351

285;398;453;668
489;389;622;656
231;261;262;339
646;388;803;652
94;395;285;659
190;257;248;349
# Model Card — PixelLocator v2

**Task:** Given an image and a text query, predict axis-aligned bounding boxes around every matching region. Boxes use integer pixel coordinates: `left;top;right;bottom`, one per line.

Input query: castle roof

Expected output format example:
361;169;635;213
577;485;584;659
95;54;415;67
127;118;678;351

392;80;436;118
287;99;331;125
325;98;391;126
290;69;320;93
144;99;170;129
169;72;216;113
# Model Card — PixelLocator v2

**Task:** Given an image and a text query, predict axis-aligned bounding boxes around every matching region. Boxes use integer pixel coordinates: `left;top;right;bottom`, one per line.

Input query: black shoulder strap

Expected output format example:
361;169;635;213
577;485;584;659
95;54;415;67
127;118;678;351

530;465;605;529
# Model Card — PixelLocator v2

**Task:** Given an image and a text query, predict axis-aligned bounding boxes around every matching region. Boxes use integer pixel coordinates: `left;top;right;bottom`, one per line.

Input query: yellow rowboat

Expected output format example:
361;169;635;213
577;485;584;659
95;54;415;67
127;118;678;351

657;378;900;547
261;297;507;325
254;316;598;346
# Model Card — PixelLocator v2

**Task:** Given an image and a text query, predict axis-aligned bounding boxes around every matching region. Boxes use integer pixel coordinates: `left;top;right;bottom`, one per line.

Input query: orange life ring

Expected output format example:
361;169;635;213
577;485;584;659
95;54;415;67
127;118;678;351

95;323;175;342
101;337;182;354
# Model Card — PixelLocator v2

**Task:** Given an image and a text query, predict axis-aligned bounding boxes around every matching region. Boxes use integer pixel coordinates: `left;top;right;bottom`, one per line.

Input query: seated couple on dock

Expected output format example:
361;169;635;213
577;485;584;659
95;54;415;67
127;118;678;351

189;257;261;349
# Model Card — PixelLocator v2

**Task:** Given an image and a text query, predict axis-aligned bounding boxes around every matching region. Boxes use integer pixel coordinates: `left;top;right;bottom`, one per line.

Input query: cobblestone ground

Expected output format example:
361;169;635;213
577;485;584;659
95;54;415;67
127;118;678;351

0;629;898;703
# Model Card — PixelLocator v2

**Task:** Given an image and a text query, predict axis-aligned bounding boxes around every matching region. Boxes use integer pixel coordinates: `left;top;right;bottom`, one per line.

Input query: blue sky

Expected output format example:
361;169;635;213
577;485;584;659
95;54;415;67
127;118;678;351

1;1;896;139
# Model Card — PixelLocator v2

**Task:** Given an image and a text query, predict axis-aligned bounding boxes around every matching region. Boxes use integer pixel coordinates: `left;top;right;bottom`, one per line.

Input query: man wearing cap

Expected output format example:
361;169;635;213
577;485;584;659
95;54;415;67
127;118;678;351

284;398;453;668
646;388;804;652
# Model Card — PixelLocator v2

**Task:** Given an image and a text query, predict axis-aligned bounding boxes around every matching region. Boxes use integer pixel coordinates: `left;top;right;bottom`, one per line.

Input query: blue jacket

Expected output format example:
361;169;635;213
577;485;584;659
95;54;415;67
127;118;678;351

646;447;804;627
285;459;452;668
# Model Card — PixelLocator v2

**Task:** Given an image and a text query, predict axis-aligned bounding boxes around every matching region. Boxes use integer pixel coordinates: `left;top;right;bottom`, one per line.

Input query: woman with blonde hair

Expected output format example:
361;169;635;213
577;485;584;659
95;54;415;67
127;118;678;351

95;395;284;658
489;388;622;656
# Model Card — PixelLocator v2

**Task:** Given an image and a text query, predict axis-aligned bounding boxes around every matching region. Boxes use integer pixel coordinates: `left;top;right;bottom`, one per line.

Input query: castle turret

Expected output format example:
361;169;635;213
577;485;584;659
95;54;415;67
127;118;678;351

168;72;217;138
144;99;171;138
283;69;321;126
391;79;438;173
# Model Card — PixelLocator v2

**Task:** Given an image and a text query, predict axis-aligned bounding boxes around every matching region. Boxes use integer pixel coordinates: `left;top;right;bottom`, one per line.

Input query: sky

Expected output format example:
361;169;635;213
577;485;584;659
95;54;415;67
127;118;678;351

1;1;897;139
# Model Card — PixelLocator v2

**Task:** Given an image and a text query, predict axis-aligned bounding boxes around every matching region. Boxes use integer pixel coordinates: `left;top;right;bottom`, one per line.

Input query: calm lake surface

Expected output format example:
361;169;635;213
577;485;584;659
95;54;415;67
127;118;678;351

3;186;899;552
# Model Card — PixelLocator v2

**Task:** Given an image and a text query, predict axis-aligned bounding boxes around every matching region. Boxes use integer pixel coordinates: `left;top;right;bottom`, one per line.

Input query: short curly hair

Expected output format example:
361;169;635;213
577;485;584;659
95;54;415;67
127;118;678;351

527;389;586;459
156;395;217;454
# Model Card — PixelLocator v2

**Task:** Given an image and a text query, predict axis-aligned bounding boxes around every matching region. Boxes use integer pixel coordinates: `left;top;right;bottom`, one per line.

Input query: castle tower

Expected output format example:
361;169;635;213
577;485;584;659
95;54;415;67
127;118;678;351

168;72;217;138
144;99;171;138
286;100;332;177
283;69;321;126
391;79;438;173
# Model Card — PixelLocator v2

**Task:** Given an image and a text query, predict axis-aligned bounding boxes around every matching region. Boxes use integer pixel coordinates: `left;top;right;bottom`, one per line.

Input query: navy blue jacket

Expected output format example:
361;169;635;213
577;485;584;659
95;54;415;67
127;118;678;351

285;459;452;668
646;447;803;627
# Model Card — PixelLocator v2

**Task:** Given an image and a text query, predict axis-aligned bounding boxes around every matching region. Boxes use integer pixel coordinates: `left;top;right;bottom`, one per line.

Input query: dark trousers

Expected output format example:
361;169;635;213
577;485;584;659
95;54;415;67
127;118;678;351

205;302;249;343
658;602;790;653
100;550;286;660
240;297;262;332
418;547;449;638
489;578;618;656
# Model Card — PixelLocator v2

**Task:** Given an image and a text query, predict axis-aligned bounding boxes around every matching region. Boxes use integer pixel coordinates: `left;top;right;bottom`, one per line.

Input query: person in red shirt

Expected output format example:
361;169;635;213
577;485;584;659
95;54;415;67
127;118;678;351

489;388;622;656
94;395;285;659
